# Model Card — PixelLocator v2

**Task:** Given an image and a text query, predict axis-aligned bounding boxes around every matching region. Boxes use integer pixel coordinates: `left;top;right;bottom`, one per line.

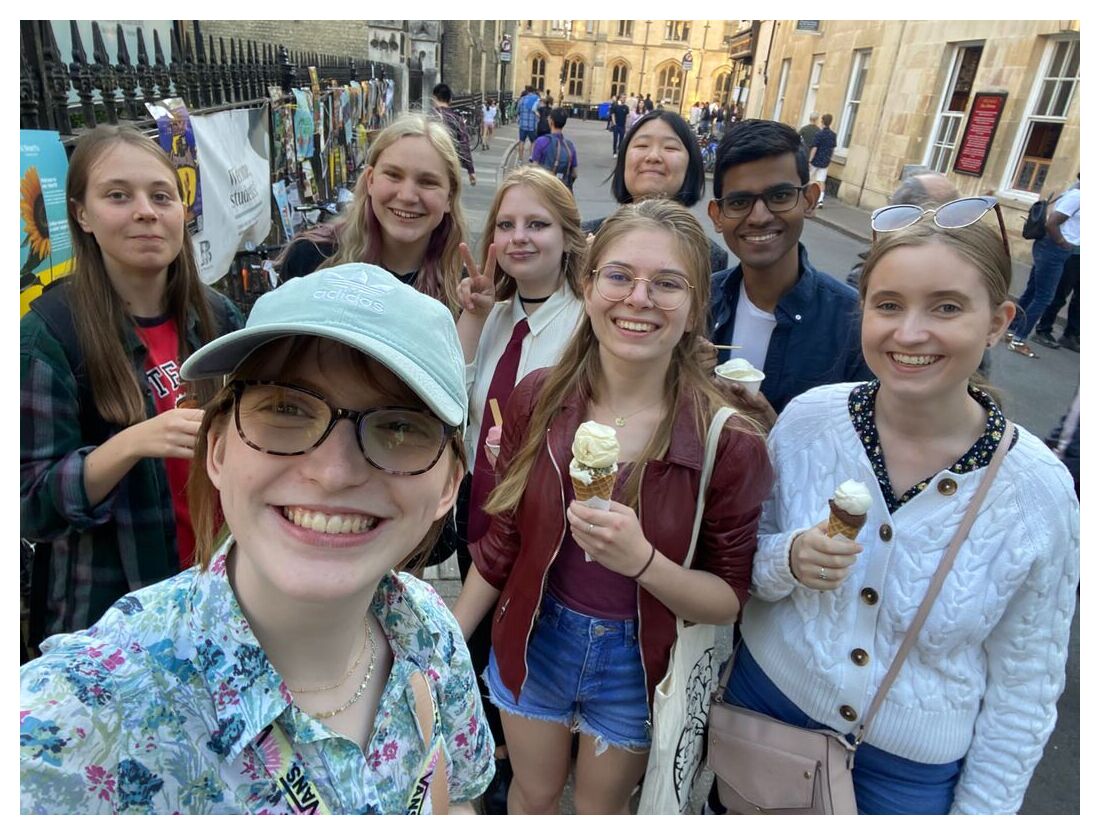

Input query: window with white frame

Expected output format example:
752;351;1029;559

800;55;824;127
772;58;791;121
924;44;984;173
1006;37;1079;195
551;20;572;35
617;21;634;38
837;49;871;151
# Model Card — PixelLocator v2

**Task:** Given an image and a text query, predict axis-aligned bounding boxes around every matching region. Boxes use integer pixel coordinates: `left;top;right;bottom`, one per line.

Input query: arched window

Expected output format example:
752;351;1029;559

530;55;546;92
656;63;684;108
714;72;731;104
566;58;585;98
610;62;629;99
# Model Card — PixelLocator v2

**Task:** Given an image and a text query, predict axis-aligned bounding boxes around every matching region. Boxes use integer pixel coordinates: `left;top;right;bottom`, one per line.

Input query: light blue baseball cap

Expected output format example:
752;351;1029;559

181;263;467;428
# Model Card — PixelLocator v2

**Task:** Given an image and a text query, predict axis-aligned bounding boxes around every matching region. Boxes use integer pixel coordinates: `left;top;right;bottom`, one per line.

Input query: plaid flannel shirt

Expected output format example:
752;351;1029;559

20;292;243;639
432;106;475;176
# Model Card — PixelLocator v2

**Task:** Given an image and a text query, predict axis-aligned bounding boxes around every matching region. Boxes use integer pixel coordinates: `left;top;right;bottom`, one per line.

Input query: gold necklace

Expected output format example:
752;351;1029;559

292;618;378;720
607;399;664;427
284;612;370;694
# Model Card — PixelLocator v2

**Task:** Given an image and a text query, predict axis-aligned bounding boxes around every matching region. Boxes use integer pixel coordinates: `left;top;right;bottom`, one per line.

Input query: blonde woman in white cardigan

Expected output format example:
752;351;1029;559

711;207;1079;814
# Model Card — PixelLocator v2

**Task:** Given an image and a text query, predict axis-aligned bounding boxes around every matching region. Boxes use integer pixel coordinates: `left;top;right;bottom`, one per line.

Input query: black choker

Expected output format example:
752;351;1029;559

518;293;552;304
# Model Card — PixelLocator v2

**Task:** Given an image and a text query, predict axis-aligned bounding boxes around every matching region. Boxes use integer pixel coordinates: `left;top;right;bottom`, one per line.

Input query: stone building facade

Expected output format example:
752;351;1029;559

514;20;749;113
744;20;1080;259
440;21;519;99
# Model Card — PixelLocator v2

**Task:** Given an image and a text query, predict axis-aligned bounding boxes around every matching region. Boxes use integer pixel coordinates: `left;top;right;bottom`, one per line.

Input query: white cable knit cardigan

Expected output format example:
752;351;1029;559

741;383;1079;814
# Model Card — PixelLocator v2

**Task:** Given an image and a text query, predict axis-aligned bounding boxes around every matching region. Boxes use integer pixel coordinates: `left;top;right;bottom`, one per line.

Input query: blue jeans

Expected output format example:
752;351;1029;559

611;126;625;153
485;593;650;752
723;645;962;814
1011;237;1074;340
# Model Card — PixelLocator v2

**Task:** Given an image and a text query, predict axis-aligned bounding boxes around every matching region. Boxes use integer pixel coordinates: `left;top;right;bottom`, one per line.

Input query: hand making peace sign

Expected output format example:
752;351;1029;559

457;242;498;319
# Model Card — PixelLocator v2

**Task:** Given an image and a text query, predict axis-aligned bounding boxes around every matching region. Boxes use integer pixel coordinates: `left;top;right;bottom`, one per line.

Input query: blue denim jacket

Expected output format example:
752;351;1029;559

709;244;872;413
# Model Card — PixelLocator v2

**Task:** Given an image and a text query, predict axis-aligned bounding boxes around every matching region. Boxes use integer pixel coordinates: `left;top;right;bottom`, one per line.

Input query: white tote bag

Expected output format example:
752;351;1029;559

636;407;734;815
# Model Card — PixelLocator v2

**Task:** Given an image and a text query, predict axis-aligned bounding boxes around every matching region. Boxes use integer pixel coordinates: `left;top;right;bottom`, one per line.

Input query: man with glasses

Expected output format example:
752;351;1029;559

705;119;870;415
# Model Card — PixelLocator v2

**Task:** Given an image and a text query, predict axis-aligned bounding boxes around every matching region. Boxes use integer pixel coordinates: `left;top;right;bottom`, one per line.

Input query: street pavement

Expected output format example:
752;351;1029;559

428;118;1080;814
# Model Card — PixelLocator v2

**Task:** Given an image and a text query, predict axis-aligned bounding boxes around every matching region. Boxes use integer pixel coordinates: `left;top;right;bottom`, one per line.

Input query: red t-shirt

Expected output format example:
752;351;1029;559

134;314;194;568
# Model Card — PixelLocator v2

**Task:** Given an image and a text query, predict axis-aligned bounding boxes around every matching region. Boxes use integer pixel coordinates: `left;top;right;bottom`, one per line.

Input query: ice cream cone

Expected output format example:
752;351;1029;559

826;499;866;540
572;471;616;504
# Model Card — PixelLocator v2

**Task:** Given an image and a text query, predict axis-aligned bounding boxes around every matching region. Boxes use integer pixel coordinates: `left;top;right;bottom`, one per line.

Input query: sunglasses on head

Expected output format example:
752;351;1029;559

870;196;1010;256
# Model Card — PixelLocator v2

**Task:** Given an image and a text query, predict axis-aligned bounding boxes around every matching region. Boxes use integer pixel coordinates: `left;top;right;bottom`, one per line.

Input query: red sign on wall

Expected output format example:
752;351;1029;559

953;92;1007;177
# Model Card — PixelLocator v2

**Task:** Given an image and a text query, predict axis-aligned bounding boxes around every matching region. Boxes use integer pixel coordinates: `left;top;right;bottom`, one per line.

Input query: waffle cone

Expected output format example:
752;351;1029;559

826;499;866;540
572;472;616;503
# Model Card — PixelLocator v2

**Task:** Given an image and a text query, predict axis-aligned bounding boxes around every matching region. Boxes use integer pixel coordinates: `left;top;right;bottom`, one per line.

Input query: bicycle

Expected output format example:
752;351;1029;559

502;139;525;175
698;135;718;174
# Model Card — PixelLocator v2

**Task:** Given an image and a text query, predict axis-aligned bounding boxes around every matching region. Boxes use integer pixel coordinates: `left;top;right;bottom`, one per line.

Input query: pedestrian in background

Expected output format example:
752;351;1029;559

706;212;1078;814
451;166;588;813
1007;177;1080;358
583;109;728;273
808;113;837;208
430;83;477;187
1033;252;1079;352
530;108;579;191
798;112;820;150
608;96;629;156
516;86;541;161
482;98;498;150
21;125;243;649
454;200;772;814
536;95;554;139
627;99;644;133
21;264;496;813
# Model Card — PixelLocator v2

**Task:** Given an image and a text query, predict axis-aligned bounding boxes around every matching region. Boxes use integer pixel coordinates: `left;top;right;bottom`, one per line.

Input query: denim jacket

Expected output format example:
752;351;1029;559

709;244;871;413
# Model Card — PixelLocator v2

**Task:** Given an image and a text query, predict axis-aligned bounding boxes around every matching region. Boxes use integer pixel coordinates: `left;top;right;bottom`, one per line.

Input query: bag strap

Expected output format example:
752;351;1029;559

856;421;1014;743
683;407;736;571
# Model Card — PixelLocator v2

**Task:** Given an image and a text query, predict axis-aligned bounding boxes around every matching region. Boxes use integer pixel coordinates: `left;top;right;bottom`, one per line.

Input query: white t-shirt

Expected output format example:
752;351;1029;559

730;280;777;372
1054;187;1080;246
483;105;497;126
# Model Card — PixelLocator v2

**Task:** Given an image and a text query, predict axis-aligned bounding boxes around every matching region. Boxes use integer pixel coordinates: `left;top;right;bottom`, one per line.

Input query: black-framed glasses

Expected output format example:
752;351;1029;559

870;196;1010;255
714;183;812;219
230;381;455;476
591;264;694;310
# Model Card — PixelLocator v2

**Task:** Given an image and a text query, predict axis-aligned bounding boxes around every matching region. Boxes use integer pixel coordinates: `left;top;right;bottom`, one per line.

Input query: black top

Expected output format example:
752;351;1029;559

279;237;338;281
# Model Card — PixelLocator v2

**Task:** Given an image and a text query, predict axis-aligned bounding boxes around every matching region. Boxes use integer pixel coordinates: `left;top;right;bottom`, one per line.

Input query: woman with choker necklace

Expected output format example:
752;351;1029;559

452;166;587;811
277;115;467;316
21;264;494;813
453;199;772;814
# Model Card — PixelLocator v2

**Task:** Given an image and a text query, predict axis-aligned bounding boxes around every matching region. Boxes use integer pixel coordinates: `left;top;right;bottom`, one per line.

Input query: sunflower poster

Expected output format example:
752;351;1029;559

20;130;73;317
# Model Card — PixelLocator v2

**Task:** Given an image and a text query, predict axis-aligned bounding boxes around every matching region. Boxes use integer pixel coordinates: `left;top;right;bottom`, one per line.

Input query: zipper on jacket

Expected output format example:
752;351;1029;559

518;429;570;694
635;461;653;737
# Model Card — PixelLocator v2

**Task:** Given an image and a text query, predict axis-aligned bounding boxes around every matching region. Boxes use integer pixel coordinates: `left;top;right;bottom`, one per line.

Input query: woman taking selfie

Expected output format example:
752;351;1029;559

454;199;771;814
278;114;467;314
21;264;495;813
21;125;242;645
708;201;1079;815
582;110;728;273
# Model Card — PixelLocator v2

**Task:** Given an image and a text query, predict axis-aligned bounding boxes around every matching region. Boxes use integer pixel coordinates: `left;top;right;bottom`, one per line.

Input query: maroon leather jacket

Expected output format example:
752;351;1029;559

470;369;772;712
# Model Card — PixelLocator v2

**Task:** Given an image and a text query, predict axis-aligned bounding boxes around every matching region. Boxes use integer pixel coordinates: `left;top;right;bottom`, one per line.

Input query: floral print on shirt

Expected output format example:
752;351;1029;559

848;380;1018;513
20;537;494;814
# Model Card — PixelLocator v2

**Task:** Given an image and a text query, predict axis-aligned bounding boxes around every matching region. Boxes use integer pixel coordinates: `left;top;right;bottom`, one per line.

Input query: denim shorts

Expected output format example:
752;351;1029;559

725;644;962;814
485;593;650;753
518;128;537;143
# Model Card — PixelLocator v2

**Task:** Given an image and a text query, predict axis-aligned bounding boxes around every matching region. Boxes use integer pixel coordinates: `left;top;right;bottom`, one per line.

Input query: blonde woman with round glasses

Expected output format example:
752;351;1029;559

453;199;772;814
707;211;1078;814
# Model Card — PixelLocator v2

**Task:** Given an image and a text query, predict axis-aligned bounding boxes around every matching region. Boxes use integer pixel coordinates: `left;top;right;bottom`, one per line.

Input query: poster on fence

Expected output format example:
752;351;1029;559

190;105;272;285
19;130;73;317
147;98;203;234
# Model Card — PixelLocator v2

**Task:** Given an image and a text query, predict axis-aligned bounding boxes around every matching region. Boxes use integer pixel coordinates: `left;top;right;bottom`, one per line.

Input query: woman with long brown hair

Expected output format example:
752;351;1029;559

453;199;772;813
21;125;242;643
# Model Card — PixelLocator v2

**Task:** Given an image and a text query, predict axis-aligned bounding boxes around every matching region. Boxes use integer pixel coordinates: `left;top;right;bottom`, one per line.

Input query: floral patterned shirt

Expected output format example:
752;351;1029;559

20;537;494;814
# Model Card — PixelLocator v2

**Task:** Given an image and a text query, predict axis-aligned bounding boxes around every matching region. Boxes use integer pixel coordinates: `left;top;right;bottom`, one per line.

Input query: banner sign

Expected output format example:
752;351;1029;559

953;92;1007;177
147;98;203;234
19;130;73;316
190;106;272;284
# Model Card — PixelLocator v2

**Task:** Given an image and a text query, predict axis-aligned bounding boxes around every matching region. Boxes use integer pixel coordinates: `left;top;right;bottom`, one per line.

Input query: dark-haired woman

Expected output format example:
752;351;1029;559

581;109;728;273
21;125;242;643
